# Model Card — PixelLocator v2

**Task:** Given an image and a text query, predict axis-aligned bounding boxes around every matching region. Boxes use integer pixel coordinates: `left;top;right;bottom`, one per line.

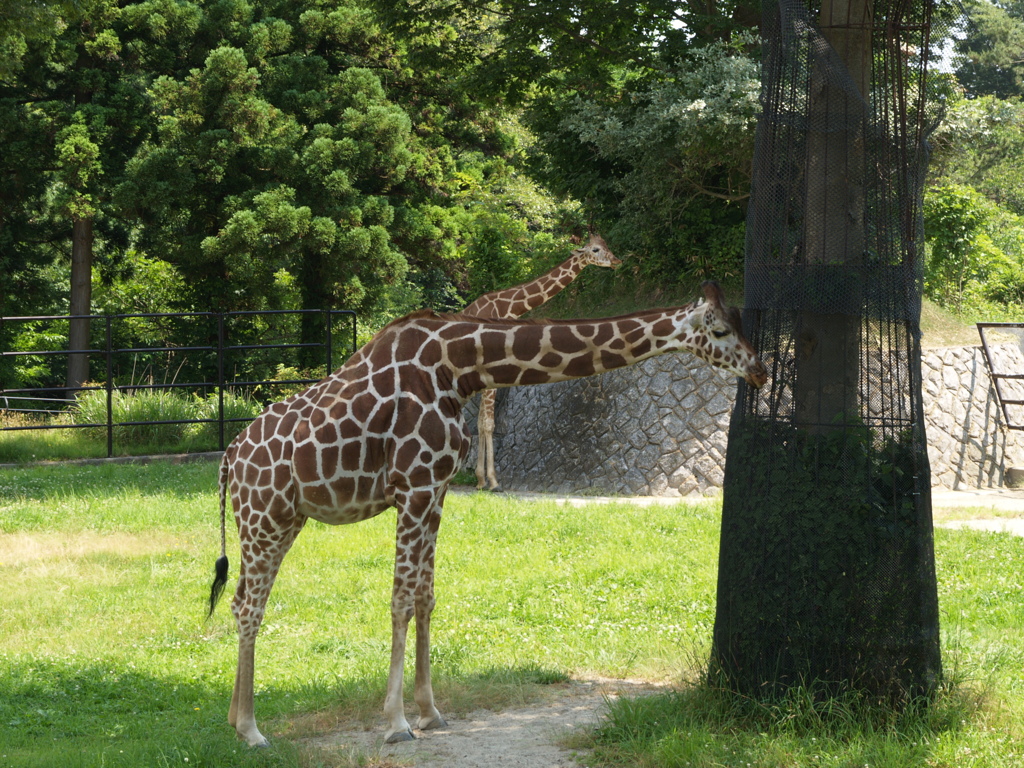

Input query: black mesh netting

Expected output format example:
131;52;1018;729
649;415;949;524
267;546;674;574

710;0;950;698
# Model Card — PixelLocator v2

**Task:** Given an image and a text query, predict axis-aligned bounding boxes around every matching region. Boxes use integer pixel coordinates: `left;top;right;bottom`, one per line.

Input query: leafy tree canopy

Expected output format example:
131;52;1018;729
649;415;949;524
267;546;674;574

955;0;1024;98
372;0;762;287
0;0;150;320
929;94;1024;216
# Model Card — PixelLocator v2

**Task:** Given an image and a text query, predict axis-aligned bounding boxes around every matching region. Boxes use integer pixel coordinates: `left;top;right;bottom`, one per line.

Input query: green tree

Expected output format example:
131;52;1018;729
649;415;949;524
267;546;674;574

0;0;76;84
115;0;518;352
929;95;1024;217
373;0;763;288
0;0;155;391
955;0;1024;99
923;182;1024;313
554;35;759;283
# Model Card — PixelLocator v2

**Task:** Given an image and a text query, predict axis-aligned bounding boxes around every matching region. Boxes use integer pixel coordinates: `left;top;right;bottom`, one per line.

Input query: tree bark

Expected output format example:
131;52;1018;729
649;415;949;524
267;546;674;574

66;216;94;396
794;0;872;432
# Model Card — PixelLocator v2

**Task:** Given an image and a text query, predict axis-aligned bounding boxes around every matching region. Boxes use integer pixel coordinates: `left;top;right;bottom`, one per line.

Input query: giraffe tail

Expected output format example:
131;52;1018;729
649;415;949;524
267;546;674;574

208;452;230;618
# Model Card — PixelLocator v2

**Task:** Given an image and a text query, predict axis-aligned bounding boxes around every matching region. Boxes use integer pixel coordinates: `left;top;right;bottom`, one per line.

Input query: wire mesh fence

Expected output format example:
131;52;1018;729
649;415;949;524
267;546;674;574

711;0;949;699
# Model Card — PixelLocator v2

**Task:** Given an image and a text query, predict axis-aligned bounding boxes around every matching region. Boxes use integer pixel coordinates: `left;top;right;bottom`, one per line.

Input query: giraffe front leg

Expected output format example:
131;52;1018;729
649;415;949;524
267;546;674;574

413;492;446;731
414;586;446;731
383;590;416;743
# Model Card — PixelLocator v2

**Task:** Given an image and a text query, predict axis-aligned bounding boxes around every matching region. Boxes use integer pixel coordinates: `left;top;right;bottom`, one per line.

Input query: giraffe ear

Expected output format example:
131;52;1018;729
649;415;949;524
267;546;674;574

701;280;728;320
701;280;725;306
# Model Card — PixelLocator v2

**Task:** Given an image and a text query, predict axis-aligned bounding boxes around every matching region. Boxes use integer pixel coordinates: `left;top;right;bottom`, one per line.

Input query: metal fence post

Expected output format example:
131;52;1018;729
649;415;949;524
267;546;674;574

105;316;113;458
325;310;333;374
218;314;225;451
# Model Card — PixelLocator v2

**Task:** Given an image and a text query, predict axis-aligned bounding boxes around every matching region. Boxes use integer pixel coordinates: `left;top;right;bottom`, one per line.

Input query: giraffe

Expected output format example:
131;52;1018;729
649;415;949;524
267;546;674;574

207;280;767;748
461;232;622;491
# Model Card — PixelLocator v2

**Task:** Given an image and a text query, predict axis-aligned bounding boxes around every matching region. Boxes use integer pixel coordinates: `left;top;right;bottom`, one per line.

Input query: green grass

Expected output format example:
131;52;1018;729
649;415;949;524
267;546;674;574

0;461;1022;767
0;421;111;463
0;389;263;463
581;524;1024;768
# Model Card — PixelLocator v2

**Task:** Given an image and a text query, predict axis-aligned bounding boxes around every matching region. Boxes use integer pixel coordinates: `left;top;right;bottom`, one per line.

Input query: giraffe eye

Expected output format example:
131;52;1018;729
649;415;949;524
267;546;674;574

712;329;729;339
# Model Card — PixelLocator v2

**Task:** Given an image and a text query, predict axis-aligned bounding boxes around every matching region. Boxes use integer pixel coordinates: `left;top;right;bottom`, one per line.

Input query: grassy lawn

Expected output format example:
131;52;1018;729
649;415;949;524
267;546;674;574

0;461;1022;767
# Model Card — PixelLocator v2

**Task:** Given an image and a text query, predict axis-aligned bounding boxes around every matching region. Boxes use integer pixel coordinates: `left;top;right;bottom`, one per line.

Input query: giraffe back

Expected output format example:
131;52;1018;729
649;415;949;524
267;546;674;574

225;313;470;527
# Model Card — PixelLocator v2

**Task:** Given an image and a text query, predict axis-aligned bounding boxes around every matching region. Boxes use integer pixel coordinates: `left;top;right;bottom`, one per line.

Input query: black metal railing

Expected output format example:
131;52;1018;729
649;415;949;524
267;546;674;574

1;309;356;456
977;322;1024;431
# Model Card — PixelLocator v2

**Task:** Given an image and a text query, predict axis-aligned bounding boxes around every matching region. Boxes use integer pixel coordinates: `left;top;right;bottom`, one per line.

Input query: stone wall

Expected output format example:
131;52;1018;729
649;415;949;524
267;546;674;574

922;343;1024;489
463;354;741;497
463;343;1024;495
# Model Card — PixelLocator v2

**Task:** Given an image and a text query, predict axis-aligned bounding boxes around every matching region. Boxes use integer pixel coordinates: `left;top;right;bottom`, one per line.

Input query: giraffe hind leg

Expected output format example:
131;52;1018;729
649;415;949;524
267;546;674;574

477;393;499;491
228;511;305;748
483;426;499;492
475;401;489;490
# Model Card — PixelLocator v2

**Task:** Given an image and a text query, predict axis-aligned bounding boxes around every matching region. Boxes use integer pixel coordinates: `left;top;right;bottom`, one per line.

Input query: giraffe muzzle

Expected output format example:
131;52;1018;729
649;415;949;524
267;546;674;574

745;362;769;389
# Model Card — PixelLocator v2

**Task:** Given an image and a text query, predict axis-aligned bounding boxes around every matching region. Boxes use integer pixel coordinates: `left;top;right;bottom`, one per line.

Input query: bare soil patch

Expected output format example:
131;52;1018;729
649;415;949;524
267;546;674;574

305;676;667;768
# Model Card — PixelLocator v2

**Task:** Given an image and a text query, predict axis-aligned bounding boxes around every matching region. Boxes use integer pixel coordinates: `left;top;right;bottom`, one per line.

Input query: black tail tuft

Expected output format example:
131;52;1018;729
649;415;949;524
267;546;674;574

208;555;229;618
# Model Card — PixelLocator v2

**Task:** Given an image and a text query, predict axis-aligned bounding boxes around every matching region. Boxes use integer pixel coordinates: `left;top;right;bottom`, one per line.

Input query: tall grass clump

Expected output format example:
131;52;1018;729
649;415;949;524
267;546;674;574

584;665;989;768
74;387;195;446
2;386;264;461
186;390;266;447
68;387;263;454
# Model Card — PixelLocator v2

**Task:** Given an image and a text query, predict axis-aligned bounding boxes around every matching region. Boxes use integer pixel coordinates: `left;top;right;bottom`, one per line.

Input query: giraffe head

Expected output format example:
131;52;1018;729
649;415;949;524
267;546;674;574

690;281;768;388
572;233;621;269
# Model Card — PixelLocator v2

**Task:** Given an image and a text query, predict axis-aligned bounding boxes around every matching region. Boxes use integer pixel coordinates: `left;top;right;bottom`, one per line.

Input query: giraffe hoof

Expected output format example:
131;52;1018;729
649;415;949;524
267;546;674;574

419;714;447;731
385;728;416;744
237;726;271;749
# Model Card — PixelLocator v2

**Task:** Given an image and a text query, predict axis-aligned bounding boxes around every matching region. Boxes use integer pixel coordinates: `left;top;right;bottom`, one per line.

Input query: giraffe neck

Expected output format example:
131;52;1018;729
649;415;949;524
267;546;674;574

462;251;588;318
429;304;713;397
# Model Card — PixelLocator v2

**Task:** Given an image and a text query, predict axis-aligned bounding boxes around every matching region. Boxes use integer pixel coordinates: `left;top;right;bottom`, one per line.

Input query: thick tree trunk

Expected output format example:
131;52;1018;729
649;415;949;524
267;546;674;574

712;0;941;700
794;0;871;432
66;217;94;396
299;252;329;370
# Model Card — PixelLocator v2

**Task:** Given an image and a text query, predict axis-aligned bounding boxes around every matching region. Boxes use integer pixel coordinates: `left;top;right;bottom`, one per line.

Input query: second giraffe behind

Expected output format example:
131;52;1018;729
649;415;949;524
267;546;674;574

461;232;622;491
207;281;767;748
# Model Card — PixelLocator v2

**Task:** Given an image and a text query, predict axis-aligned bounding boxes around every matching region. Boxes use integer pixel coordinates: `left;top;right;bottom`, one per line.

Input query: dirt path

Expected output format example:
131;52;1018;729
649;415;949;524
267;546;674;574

306;677;666;768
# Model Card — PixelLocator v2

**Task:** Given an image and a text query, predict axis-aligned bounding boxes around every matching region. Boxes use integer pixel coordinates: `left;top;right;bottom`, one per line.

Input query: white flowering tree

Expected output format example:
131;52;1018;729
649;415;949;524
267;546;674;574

557;36;765;280
549;37;762;283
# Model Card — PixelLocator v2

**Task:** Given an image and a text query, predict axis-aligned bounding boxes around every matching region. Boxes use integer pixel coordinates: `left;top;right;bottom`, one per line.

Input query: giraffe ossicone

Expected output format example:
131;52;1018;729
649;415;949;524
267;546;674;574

207;280;767;748
460;232;621;491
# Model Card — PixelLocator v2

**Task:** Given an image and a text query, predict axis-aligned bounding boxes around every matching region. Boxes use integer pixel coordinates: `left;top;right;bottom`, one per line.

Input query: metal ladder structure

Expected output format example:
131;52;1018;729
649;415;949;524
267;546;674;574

977;323;1024;431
